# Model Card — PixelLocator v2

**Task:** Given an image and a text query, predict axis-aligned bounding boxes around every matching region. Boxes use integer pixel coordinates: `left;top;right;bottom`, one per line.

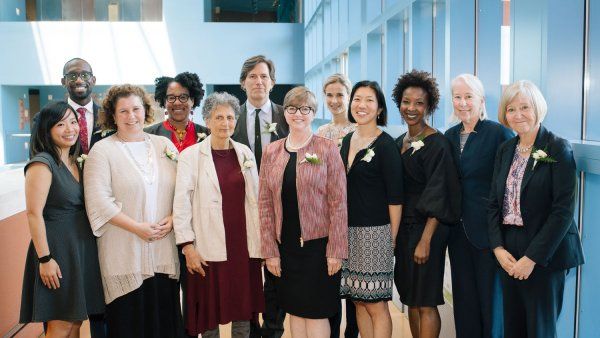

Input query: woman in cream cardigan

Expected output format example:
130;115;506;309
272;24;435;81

173;92;264;338
84;84;184;337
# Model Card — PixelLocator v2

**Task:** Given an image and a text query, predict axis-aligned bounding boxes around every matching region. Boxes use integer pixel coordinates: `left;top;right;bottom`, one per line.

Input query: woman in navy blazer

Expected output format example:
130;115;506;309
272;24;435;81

488;80;584;338
445;74;513;338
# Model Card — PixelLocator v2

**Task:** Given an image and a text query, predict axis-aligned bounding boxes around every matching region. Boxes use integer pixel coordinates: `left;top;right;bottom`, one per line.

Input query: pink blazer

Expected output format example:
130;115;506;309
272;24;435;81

259;135;348;259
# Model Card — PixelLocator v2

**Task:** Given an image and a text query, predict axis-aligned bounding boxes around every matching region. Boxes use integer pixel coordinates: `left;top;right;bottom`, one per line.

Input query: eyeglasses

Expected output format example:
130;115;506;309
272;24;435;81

166;94;190;103
64;72;93;82
285;106;314;115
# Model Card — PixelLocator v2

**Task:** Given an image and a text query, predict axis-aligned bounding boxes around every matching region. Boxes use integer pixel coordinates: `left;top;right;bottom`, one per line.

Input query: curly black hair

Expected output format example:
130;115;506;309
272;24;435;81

154;72;205;109
391;69;440;116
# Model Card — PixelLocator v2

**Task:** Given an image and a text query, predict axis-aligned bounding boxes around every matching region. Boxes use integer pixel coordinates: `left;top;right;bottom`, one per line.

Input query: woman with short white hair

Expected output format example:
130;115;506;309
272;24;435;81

444;74;513;337
488;80;584;337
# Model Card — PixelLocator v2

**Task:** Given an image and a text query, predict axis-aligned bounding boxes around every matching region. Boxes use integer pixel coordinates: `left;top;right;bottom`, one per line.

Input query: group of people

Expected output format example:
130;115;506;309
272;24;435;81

19;54;584;338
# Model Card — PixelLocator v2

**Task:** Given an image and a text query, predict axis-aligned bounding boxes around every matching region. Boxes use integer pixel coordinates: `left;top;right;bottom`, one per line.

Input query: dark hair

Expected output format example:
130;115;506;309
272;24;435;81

347;80;388;126
153;72;205;109
391;69;440;116
30;101;81;165
100;84;154;131
62;57;93;75
239;55;276;83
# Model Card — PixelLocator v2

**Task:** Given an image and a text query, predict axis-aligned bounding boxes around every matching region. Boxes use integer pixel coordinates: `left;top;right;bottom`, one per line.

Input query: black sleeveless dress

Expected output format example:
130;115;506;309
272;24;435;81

20;152;104;323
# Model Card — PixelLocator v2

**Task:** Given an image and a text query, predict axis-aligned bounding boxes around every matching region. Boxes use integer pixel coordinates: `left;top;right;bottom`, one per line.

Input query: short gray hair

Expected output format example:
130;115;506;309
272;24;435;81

202;92;241;120
498;80;547;128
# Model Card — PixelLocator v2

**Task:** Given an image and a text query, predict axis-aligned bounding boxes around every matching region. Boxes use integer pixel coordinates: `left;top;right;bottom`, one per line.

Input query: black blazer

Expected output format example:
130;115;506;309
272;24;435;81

445;119;513;249
488;125;584;270
232;101;289;147
143;120;210;140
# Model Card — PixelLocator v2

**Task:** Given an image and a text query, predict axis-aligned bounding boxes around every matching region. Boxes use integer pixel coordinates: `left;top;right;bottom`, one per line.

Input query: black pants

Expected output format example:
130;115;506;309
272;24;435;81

448;225;503;338
501;226;566;338
329;299;358;338
250;267;286;338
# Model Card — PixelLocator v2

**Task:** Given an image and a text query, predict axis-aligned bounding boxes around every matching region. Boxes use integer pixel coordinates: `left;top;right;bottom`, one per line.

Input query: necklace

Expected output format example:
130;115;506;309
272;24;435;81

516;143;533;153
405;125;426;143
117;135;156;185
167;120;188;142
286;134;313;150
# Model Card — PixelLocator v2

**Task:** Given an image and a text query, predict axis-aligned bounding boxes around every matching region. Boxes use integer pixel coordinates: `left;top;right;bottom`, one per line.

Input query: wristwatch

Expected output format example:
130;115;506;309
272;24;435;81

38;253;53;263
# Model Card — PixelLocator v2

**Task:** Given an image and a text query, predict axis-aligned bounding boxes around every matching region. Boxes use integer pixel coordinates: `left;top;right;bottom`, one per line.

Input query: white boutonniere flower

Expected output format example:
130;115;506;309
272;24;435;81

242;155;255;170
164;146;178;162
196;132;207;142
410;140;425;155
95;129;114;137
264;122;278;136
338;137;343;147
300;153;321;165
76;154;88;169
531;147;556;170
362;148;375;162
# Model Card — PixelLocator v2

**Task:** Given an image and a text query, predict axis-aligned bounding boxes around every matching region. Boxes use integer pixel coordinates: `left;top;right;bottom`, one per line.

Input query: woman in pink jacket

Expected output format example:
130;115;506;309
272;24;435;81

259;86;348;338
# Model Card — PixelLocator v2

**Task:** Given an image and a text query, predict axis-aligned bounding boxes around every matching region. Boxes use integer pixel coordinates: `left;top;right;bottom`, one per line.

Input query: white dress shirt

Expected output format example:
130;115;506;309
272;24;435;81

68;97;94;146
246;100;273;153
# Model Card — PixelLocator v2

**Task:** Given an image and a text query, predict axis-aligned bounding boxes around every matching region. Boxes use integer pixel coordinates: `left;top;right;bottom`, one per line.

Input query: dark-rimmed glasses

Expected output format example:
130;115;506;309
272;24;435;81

166;94;190;103
64;72;93;82
285;106;314;115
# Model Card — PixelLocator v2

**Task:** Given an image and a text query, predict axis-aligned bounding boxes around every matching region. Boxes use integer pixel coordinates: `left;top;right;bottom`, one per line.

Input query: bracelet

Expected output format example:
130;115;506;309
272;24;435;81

38;253;53;264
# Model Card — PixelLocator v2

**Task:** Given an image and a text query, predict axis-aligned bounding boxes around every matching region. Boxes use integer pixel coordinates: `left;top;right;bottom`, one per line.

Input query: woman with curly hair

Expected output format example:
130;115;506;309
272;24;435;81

146;72;210;152
84;84;185;337
392;70;461;338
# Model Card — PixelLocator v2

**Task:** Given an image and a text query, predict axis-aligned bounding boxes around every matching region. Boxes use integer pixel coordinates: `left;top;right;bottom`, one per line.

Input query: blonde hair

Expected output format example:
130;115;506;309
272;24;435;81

498;80;547;128
283;86;318;112
322;73;351;95
450;74;487;122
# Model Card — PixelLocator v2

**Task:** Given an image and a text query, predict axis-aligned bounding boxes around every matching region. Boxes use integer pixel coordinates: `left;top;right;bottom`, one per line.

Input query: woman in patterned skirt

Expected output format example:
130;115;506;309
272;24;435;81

339;80;403;338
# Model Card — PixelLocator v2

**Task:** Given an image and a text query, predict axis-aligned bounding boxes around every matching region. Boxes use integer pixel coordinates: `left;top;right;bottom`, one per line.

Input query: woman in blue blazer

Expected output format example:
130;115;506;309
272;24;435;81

488;80;584;338
445;74;513;338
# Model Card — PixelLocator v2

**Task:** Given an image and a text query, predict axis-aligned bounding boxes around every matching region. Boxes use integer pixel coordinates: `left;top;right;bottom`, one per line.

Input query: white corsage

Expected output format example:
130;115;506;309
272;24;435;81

242;155;255;170
362;148;375;162
164;146;178;162
410;140;425;155
301;153;321;165
95;129;114;137
264;122;278;136
338;137;343;147
76;154;88;169
531;147;556;170
197;132;207;142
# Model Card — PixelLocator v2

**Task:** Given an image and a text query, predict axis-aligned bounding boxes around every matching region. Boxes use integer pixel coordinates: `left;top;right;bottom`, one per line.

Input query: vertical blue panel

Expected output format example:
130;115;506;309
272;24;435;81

432;0;447;129
1;86;31;164
579;173;600;337
543;1;584;145
386;19;403;126
412;0;433;72
477;0;502;123
94;0;109;21
348;0;362;38
120;0;141;21
587;0;600;141
365;0;381;24
367;32;382;83
339;0;349;45
449;0;474;77
331;0;339;49
511;0;544;85
348;44;361;84
38;0;61;20
324;1;331;56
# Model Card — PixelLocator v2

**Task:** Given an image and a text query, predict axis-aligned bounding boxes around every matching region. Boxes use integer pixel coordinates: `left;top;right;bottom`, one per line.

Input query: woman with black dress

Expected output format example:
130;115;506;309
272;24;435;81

339;80;403;338
259;86;348;338
20;101;104;337
392;70;461;338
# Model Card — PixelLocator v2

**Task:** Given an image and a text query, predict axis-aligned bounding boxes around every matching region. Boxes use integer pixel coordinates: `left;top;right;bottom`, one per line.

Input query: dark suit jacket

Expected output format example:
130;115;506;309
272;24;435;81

143;121;210;140
232;102;289;148
445;119;513;249
488;125;584;270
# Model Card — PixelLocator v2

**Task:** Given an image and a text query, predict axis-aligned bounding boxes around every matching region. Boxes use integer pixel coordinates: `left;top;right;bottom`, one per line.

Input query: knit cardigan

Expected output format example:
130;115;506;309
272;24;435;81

84;134;179;304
